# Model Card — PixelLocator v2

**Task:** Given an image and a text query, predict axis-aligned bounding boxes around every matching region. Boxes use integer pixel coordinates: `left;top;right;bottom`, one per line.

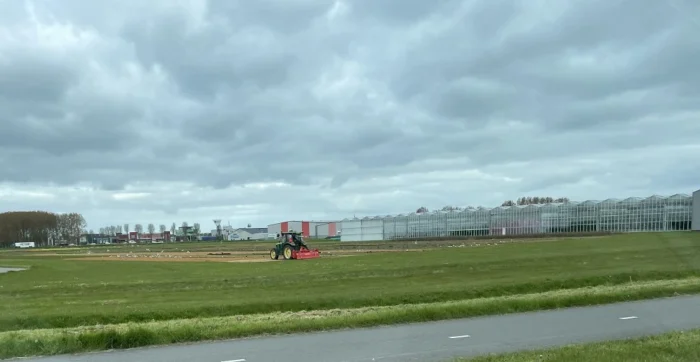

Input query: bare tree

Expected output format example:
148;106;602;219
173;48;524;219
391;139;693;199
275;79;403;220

55;214;71;242
123;223;129;234
159;224;166;234
170;222;176;234
193;223;200;235
56;213;86;244
134;224;143;235
110;225;117;235
99;227;105;235
147;223;155;235
116;225;123;234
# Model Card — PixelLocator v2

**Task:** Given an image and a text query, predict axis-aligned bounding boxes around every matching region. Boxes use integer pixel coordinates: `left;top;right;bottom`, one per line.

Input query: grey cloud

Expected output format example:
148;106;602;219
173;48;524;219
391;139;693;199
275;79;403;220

0;56;77;103
349;0;457;24
0;0;698;229
208;0;331;34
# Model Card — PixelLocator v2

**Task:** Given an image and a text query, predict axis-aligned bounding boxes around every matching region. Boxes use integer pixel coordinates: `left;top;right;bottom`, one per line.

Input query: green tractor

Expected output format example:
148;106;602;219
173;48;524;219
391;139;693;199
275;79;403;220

269;231;320;260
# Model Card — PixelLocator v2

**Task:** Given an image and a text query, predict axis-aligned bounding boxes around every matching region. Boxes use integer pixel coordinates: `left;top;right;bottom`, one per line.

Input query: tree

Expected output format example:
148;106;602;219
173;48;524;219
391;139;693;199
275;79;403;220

147;223;155;235
193;223;200;235
89;229;94;235
416;206;429;213
68;213;87;243
116;225;123;234
441;206;462;211
170;222;176;234
55;214;69;241
123;223;129;234
109;225;117;235
159;224;166;234
99;227;105;235
0;211;60;247
53;212;85;244
502;196;571;206
134;224;143;235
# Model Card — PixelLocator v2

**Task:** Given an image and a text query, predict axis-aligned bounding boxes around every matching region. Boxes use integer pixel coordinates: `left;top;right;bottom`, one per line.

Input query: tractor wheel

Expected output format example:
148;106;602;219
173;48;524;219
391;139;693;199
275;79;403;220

269;248;279;260
282;244;294;260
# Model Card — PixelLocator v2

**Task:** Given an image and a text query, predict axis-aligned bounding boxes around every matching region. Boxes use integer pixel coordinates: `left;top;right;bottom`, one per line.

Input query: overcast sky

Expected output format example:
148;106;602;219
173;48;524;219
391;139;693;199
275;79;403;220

1;0;699;231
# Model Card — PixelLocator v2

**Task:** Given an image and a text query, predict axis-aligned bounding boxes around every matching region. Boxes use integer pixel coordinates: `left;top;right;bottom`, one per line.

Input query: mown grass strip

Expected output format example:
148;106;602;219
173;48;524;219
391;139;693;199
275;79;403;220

2;277;700;359
457;328;700;362
3;232;699;332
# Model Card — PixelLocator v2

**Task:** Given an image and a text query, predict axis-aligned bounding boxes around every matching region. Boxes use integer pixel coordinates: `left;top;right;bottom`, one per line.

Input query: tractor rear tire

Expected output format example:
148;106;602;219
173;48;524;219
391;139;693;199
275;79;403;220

282;244;294;260
269;248;279;260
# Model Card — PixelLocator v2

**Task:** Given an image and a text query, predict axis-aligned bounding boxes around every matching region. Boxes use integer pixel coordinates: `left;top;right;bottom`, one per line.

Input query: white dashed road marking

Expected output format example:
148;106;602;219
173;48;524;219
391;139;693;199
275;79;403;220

619;316;638;320
449;334;471;339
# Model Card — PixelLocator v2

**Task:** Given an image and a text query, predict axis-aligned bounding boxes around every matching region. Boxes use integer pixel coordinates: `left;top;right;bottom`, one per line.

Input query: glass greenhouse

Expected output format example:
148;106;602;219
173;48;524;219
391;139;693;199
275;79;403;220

340;194;694;241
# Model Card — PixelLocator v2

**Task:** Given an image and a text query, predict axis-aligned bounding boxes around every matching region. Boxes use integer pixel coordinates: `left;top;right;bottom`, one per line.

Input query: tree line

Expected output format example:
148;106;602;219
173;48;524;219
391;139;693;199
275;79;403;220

500;196;570;206
95;222;203;236
415;196;571;213
1;212;215;247
0;211;87;247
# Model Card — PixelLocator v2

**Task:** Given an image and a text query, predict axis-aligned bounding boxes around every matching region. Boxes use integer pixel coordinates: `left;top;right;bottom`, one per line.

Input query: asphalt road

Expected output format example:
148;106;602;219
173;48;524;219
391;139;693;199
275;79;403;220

14;295;700;362
0;267;24;273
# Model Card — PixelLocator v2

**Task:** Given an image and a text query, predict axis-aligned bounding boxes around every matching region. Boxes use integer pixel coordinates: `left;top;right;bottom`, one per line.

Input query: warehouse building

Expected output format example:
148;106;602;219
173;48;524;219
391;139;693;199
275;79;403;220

341;193;695;241
693;189;700;231
314;221;341;238
229;227;268;241
267;220;340;239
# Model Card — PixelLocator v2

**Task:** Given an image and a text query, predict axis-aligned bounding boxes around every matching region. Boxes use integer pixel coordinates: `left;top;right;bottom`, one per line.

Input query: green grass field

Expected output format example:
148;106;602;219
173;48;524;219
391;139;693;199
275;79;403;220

457;328;700;362
0;232;699;358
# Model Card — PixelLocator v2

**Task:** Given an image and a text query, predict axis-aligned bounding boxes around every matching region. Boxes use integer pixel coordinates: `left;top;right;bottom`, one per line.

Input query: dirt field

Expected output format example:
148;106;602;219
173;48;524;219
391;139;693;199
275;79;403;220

67;255;273;263
61;248;424;263
21;235;602;264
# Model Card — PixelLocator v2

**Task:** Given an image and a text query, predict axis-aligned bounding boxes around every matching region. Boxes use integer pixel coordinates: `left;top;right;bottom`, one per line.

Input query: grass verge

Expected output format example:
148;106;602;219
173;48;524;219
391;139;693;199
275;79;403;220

2;232;699;332
2;277;700;359
457;328;700;362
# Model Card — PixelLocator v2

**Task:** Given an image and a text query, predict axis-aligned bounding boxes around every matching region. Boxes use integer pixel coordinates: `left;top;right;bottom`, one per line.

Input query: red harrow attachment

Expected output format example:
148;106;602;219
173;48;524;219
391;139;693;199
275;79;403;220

291;247;320;260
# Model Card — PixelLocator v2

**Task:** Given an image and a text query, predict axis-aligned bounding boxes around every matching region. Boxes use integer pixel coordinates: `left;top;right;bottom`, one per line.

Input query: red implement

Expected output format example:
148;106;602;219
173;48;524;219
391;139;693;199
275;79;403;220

291;248;320;260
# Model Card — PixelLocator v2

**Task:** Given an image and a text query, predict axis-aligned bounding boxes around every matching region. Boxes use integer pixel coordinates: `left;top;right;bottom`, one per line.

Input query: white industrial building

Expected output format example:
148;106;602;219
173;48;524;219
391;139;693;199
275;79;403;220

341;193;696;242
693;189;700;231
314;221;341;238
228;228;268;241
267;220;340;239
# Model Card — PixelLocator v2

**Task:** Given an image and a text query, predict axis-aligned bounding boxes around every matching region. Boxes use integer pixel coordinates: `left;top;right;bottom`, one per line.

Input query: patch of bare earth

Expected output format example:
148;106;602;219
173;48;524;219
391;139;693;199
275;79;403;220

65;255;273;263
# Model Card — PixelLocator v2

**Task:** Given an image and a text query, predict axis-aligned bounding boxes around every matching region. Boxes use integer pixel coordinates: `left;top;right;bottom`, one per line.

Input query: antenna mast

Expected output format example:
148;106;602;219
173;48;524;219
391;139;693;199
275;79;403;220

213;219;222;240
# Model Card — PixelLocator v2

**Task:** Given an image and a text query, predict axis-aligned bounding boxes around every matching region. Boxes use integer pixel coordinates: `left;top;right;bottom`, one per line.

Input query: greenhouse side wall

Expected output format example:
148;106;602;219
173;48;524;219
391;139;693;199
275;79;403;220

693;190;700;231
355;194;694;241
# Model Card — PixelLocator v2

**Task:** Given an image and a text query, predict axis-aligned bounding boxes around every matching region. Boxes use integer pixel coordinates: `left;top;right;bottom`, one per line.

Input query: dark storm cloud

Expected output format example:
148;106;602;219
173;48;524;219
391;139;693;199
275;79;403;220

0;0;698;228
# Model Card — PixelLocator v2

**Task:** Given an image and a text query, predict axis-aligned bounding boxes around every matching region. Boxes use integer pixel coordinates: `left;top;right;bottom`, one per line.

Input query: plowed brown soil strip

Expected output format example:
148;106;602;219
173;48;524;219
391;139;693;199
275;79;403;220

60;248;421;263
65;256;273;263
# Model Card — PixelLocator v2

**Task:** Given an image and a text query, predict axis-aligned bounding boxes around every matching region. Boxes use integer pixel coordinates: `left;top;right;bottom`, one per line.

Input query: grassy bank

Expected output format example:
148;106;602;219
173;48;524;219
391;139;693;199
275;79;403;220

1;232;699;332
459;328;700;362
2;277;700;359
